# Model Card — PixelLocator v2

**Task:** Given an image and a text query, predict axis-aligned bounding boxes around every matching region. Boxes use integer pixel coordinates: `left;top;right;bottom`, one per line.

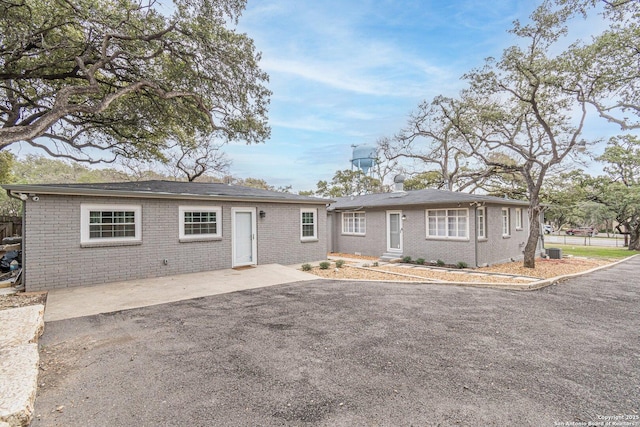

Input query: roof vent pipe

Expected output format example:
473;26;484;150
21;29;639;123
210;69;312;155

393;174;405;193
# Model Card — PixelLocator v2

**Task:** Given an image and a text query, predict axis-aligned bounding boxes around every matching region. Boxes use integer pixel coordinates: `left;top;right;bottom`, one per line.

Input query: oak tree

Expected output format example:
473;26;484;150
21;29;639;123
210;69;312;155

454;3;589;268
0;0;270;162
559;0;640;130
592;135;640;250
379;96;492;193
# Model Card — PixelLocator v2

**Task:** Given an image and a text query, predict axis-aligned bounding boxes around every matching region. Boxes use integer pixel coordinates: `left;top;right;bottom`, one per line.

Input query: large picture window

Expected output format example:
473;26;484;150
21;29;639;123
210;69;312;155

426;209;468;239
81;204;141;245
342;212;366;235
301;208;317;240
179;206;222;240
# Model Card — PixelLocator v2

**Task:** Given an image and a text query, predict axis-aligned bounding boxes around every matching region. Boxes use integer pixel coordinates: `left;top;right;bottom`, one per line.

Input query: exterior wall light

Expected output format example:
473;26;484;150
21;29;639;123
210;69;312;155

259;210;266;218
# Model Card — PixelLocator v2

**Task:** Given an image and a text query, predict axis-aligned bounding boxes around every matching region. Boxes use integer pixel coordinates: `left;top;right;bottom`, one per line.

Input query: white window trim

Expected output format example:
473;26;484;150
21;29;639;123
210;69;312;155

300;208;318;241
515;208;523;230
179;206;222;241
80;203;142;246
342;211;366;236
477;207;486;240
502;208;511;237
425;208;469;240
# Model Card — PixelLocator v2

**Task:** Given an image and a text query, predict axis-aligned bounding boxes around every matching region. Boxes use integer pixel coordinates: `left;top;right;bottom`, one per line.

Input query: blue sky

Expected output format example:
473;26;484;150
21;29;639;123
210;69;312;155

224;0;623;192
6;0;626;189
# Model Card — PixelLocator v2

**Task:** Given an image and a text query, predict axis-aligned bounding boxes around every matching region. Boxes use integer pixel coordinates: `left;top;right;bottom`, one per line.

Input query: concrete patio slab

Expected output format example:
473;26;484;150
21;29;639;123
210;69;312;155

44;264;318;322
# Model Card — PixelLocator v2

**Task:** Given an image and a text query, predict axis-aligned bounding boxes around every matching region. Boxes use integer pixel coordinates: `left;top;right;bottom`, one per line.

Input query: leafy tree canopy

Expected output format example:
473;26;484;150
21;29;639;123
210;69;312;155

591;134;640;249
225;177;292;193
0;150;14;183
558;0;640;130
0;0;270;162
311;169;383;198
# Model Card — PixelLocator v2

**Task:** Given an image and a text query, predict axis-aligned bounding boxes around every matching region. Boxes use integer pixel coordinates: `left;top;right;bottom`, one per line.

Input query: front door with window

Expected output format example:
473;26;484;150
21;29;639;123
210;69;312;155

387;210;403;253
232;208;257;267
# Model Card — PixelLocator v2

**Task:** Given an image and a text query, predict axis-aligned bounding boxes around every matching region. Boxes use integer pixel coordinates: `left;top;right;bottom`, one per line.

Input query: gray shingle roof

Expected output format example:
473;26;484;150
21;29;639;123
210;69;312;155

2;180;331;204
329;188;528;210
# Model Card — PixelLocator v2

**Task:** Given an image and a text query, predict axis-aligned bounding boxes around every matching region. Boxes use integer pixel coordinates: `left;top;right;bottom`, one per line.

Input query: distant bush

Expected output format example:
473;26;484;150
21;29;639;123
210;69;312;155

416;258;425;265
301;263;312;271
402;256;412;263
456;261;468;269
372;262;379;267
319;261;330;270
436;259;445;267
362;263;370;268
335;259;345;268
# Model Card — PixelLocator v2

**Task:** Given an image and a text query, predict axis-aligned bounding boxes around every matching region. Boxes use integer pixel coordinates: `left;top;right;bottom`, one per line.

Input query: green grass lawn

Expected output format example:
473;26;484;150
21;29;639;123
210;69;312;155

546;244;640;259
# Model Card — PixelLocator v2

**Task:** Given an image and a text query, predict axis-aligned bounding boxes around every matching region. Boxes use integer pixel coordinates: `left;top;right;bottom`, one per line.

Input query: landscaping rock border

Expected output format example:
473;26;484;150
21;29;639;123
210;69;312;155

0;305;45;427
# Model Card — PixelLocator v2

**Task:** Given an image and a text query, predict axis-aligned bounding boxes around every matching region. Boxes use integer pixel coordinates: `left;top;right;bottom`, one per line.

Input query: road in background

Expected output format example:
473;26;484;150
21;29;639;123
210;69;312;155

544;234;627;247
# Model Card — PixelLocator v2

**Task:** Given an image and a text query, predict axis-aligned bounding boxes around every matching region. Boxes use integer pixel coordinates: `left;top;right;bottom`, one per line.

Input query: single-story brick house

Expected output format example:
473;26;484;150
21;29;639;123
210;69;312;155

327;182;540;267
2;180;330;292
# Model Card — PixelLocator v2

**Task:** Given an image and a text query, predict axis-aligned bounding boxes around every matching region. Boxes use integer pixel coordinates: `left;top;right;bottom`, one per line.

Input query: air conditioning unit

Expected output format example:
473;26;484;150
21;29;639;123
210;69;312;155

546;248;562;259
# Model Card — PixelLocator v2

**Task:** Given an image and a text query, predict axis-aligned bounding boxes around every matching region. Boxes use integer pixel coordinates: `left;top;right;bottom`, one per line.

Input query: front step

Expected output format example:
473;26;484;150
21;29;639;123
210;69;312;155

379;252;403;263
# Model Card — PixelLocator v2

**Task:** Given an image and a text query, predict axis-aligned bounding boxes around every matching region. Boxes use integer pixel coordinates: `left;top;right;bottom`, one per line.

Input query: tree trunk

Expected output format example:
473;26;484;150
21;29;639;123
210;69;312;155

524;204;542;268
629;229;640;251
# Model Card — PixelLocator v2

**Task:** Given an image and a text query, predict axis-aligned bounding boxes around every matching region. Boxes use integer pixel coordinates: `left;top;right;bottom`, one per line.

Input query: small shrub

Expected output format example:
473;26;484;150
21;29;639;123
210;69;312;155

436;259;445;267
319;261;331;270
456;261;468;269
301;263;312;271
335;259;345;268
372;261;379;267
416;258;425;265
402;256;412;263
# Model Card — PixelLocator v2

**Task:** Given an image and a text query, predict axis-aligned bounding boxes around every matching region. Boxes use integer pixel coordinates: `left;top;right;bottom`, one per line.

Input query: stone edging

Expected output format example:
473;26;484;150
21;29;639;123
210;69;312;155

321;255;638;291
0;304;45;427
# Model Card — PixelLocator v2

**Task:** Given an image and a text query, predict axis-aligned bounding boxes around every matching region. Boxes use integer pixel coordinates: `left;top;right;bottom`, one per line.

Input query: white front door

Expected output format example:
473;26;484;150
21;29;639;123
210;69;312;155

387;210;403;253
232;208;257;267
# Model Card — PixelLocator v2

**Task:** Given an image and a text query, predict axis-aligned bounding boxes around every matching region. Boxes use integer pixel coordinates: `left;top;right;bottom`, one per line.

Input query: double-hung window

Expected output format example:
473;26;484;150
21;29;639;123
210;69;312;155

81;204;142;245
477;207;486;239
342;212;366;235
426;209;468;239
179;206;221;240
502;208;511;237
515;208;523;230
301;208;317;241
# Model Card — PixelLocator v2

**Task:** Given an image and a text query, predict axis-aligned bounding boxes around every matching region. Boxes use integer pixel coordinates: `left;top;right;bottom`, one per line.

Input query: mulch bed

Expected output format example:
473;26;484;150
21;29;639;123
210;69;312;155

0;291;47;311
313;254;617;284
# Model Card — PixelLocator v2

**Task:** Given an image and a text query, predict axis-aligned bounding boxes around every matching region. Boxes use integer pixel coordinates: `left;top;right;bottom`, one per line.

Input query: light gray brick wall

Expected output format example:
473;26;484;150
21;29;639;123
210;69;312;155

23;195;326;291
331;203;530;266
330;210;387;256
402;206;476;265
254;203;327;265
477;205;529;266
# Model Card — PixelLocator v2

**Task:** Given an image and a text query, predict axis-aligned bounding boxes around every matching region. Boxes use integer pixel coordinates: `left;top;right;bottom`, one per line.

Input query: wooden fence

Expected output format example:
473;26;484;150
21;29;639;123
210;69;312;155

0;216;21;241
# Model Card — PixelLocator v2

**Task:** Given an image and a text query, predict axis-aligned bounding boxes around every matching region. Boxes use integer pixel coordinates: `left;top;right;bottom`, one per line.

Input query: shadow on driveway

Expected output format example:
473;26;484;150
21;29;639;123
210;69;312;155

33;257;640;426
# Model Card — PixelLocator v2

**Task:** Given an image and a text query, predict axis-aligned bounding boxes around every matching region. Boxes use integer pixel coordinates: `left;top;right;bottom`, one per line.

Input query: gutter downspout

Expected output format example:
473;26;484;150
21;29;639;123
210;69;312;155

7;190;27;290
474;206;479;268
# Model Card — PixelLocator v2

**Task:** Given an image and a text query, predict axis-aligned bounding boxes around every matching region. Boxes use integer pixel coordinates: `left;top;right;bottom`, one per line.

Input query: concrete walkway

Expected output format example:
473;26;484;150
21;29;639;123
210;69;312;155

45;264;318;322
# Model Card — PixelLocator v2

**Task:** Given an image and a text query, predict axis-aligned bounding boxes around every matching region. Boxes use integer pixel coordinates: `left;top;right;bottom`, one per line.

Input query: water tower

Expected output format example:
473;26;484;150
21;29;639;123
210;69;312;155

351;144;377;175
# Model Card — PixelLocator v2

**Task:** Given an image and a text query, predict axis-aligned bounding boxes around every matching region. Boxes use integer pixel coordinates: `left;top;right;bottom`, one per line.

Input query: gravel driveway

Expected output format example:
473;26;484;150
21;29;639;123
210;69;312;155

33;258;640;426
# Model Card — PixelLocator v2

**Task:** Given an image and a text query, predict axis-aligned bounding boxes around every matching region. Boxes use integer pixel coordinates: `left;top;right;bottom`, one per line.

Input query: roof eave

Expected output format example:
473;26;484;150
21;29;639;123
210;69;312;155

1;184;332;205
330;199;529;210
